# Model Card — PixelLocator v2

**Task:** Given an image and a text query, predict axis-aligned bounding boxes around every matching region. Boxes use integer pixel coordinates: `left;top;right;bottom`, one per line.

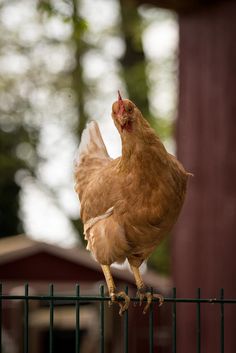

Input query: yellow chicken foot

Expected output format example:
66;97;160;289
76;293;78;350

101;265;130;316
137;288;164;314
110;291;130;316
130;265;164;314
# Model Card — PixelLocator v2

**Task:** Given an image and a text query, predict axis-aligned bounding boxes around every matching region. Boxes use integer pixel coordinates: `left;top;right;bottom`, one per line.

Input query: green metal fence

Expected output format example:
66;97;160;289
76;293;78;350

0;284;236;353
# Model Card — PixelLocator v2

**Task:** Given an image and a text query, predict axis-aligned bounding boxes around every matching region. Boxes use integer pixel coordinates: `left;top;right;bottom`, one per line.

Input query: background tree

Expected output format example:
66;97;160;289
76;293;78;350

0;129;25;236
0;0;39;236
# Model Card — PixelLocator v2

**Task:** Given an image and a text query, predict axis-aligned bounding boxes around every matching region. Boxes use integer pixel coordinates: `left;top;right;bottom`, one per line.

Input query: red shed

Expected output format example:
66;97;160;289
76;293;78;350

0;235;171;353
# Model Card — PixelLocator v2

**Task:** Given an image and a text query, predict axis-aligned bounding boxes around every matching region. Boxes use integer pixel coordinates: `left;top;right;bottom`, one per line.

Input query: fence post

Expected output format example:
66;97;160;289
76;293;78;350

149;287;154;353
24;284;29;353
172;287;177;353
0;283;2;353
220;288;224;353
196;288;201;353
75;284;80;353
100;285;105;353
124;286;129;353
49;284;54;353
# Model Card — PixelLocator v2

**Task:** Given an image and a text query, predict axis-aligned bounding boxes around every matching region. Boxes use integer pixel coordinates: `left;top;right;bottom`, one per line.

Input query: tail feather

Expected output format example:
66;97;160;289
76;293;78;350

74;121;110;199
75;121;110;167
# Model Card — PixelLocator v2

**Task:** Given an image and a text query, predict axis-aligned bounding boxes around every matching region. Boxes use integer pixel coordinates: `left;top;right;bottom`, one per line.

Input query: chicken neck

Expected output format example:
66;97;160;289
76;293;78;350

119;127;169;174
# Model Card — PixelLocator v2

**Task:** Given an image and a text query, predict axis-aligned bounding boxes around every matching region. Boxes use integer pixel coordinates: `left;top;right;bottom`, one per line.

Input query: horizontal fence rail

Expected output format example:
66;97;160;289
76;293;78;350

0;284;236;353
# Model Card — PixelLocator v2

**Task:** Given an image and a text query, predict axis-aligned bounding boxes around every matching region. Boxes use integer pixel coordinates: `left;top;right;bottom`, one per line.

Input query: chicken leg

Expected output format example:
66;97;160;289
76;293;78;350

130;265;164;314
101;265;130;315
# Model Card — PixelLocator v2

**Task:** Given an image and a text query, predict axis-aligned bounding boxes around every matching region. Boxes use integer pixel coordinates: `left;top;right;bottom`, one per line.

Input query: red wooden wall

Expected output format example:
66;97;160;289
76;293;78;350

173;2;236;352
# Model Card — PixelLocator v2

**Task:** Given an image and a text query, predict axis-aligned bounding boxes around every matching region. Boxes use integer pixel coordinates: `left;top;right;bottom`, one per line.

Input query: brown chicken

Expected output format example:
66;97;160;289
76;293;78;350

74;91;190;315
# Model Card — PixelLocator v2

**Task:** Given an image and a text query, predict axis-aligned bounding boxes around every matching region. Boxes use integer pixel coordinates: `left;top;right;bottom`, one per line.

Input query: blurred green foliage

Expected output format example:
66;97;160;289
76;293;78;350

148;235;171;275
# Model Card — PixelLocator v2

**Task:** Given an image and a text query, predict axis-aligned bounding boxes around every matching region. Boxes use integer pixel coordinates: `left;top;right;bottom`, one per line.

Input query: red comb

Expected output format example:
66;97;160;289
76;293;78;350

118;90;122;101
117;90;126;113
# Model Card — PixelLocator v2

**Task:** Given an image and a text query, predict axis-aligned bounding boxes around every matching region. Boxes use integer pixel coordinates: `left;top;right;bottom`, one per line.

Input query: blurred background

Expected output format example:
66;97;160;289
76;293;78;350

0;0;177;273
1;0;236;352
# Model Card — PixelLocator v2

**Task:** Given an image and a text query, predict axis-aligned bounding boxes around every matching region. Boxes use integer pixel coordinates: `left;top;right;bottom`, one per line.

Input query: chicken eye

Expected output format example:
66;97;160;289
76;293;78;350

127;106;133;113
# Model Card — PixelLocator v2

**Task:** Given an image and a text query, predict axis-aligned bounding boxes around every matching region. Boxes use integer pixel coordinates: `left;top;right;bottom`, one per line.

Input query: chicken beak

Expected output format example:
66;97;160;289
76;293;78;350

117;90;126;117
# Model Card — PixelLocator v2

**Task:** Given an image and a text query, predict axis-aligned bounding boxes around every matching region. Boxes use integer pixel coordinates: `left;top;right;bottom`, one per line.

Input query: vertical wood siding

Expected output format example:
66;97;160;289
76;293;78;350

173;2;236;352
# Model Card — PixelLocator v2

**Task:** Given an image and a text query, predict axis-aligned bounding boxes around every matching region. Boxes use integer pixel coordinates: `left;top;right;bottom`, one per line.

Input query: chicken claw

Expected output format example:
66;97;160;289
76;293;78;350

101;265;130;315
110;291;130;316
136;288;164;314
